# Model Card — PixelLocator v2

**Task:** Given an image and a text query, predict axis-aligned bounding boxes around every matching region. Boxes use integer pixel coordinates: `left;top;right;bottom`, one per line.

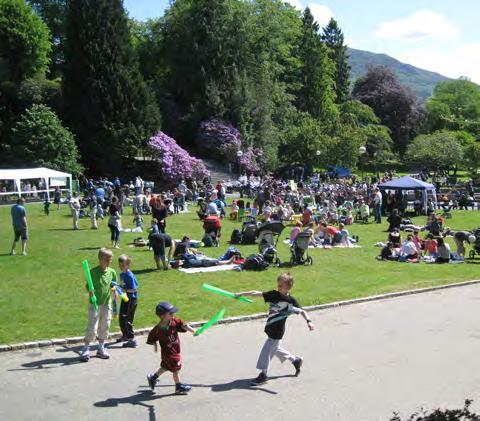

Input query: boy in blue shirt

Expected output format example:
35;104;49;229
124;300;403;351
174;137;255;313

117;255;139;348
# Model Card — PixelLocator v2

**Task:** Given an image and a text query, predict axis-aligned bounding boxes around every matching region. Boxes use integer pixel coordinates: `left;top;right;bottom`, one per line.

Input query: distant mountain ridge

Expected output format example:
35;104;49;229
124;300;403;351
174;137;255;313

348;48;451;101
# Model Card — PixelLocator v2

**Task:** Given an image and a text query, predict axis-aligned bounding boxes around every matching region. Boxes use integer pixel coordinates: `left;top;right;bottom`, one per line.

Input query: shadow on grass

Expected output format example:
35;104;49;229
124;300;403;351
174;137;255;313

0;253;13;257
78;247;101;251
134;268;158;275
48;228;77;231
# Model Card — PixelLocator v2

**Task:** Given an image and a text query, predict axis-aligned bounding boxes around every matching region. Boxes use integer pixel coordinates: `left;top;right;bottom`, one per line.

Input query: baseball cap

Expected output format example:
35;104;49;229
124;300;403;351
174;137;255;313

156;301;179;315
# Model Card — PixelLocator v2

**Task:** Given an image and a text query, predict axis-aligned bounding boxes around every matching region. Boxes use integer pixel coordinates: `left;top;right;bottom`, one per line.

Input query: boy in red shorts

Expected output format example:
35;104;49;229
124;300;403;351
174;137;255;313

146;301;196;394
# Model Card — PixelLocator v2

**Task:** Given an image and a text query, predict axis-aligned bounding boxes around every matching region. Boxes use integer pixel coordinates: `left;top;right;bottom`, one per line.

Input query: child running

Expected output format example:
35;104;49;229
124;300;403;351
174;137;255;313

146;302;196;395
117;255;139;348
234;273;314;386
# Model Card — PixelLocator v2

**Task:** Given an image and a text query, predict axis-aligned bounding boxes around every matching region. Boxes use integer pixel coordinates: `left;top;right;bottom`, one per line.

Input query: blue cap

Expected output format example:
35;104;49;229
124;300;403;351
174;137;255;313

156;301;179;315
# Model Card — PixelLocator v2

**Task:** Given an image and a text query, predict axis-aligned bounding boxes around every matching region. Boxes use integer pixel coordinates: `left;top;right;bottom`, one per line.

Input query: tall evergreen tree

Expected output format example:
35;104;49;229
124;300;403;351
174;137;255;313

322;18;350;104
63;0;161;173
297;7;337;122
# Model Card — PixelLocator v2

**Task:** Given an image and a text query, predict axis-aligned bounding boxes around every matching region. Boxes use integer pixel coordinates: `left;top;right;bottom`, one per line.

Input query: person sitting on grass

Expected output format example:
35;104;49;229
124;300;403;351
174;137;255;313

386;209;401;232
230;201;239;220
289;221;303;243
424;233;438;258
399;234;419;262
378;242;397;261
436;237;451;264
388;229;402;248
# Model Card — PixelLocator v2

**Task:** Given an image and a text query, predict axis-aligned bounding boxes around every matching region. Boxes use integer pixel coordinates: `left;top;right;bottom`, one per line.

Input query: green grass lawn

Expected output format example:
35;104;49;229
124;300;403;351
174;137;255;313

0;203;478;344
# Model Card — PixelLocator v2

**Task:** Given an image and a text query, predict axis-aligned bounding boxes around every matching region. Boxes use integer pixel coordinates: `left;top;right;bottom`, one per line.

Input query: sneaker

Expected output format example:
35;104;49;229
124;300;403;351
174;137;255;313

147;373;158;391
251;372;268;386
115;336;128;343
10;250;16;256
292;357;303;376
79;349;90;363
175;383;192;395
96;348;110;359
21;251;27;256
122;339;138;348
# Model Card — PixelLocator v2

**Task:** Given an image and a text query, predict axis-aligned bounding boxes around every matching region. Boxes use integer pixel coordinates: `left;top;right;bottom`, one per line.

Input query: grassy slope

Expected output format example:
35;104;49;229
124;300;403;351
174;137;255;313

0;203;478;344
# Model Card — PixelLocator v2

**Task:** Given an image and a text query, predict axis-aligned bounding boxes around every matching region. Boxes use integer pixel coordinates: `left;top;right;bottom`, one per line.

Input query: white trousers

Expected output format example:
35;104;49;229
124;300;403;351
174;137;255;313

256;338;295;374
84;304;112;344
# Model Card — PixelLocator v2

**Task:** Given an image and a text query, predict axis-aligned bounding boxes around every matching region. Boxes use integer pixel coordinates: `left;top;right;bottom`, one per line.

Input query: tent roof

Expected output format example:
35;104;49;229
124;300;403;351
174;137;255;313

0;167;71;181
378;176;435;191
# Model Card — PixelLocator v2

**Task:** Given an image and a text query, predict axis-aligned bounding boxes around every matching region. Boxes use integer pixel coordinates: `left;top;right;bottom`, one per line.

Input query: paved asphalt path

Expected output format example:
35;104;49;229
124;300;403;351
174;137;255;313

2;285;480;421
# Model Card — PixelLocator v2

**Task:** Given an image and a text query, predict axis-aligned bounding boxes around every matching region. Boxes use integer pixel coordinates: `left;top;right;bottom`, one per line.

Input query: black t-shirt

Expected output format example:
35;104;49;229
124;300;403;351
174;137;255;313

149;233;172;256
262;290;301;340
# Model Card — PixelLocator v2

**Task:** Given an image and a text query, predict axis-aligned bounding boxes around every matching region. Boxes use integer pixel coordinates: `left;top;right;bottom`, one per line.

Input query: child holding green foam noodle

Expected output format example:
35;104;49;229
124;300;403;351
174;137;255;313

234;273;315;386
80;248;118;362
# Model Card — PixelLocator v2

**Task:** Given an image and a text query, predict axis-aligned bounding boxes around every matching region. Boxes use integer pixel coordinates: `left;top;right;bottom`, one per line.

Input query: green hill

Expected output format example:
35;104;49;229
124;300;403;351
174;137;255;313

348;48;451;101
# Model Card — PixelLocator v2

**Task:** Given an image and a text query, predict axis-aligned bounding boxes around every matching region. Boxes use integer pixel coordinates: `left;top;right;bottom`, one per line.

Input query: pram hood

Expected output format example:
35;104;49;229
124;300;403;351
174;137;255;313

257;221;285;235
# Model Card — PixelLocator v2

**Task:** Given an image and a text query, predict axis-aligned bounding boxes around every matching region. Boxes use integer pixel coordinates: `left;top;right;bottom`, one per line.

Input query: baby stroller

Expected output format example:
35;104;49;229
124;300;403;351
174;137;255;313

257;221;285;266
468;228;480;259
290;232;313;266
241;219;258;245
202;214;222;247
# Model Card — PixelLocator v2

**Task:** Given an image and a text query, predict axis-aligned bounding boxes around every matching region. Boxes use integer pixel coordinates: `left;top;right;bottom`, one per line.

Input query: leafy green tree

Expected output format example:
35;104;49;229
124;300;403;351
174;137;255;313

322;18;350;104
63;0;161;173
296;7;337;122
405;131;464;171
10;104;82;174
279;112;331;167
426;79;480;136
464;142;480;171
0;0;51;82
26;0;66;77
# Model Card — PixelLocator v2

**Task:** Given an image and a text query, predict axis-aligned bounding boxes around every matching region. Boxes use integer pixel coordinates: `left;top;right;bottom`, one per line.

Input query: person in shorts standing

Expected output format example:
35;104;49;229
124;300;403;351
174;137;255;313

10;197;28;256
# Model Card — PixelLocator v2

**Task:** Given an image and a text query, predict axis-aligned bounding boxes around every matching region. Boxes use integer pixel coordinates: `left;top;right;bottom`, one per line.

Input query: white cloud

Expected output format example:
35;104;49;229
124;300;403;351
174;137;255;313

285;0;303;9
395;43;480;84
375;10;460;42
309;3;334;28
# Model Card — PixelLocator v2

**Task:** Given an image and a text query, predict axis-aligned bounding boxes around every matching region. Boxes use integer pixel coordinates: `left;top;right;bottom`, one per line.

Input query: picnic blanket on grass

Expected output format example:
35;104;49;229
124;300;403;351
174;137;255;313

178;264;239;274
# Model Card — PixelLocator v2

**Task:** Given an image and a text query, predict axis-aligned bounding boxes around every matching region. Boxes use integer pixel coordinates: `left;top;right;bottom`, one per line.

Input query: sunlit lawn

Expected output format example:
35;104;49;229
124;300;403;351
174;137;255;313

0;202;478;344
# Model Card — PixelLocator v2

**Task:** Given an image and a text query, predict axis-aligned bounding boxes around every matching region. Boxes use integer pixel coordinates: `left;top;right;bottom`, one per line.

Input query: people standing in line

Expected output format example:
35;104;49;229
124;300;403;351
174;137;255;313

10;197;28;256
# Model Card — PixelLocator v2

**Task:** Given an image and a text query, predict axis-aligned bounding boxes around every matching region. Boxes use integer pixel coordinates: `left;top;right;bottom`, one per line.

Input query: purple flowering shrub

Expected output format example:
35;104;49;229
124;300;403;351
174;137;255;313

148;132;209;182
239;147;267;174
197;118;242;162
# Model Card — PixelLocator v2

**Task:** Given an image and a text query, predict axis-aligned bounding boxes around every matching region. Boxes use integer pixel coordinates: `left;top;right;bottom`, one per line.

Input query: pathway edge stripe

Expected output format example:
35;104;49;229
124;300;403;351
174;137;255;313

2;279;479;353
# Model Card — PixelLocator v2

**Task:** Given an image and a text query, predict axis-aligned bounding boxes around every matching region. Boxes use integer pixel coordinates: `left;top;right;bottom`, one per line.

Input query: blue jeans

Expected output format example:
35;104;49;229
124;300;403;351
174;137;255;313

375;204;382;223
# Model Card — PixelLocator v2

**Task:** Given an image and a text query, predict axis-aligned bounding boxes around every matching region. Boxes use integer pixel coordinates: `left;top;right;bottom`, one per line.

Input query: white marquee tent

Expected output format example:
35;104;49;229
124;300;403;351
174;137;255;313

0;167;72;199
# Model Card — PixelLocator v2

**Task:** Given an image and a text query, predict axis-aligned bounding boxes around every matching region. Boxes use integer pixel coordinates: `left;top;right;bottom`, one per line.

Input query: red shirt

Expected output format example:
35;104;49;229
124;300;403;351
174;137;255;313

147;318;187;361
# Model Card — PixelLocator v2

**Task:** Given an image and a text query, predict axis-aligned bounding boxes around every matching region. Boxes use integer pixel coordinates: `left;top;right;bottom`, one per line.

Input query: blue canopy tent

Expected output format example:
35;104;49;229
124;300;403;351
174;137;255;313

378;176;437;215
325;166;351;178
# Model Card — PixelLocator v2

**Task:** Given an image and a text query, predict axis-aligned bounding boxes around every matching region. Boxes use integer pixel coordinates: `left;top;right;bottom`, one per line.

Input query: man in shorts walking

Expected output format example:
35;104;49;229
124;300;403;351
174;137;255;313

10;197;28;256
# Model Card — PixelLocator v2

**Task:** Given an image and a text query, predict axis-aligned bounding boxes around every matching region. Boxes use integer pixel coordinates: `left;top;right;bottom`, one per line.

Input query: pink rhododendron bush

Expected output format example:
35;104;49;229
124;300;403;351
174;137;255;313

148;131;209;182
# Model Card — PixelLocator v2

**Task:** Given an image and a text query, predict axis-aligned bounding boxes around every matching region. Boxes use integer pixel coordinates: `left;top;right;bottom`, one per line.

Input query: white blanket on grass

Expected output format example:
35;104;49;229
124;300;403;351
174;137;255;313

178;264;238;274
283;240;361;249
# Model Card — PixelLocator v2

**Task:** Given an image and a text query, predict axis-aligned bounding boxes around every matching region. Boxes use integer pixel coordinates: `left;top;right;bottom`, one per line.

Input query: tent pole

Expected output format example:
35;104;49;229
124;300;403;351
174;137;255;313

46;177;50;201
16;178;21;199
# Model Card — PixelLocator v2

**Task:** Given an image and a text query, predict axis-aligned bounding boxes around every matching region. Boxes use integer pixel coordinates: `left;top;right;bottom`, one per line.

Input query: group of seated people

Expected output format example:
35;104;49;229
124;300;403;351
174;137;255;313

289;221;358;247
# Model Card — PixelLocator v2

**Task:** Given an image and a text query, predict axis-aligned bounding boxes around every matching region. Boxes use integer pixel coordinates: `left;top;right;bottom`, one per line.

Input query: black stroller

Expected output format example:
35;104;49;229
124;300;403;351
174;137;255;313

468;228;480;259
241;219;258;245
290;232;313;266
257;221;285;266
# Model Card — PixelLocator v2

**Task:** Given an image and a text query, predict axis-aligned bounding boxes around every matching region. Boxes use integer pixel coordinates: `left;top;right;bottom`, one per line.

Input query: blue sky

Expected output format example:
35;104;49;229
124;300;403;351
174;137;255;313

124;0;480;83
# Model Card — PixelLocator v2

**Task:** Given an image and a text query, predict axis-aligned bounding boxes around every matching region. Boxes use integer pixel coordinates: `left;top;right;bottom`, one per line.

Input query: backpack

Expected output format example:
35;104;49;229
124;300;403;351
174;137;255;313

202;233;215;247
230;229;242;244
242;254;269;271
